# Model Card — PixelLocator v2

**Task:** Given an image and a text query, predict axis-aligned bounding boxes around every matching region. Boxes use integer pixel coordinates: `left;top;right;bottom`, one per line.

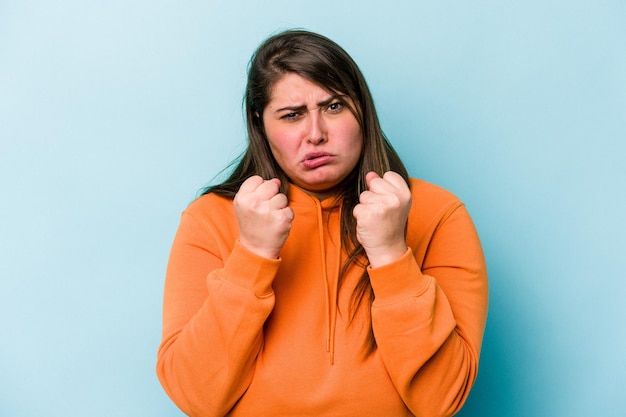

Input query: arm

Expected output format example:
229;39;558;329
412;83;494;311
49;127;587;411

369;202;488;417
157;177;293;416
156;209;280;417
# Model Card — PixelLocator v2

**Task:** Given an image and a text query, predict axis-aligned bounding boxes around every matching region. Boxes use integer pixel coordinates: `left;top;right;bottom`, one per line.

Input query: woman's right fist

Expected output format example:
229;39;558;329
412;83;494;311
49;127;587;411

234;176;294;259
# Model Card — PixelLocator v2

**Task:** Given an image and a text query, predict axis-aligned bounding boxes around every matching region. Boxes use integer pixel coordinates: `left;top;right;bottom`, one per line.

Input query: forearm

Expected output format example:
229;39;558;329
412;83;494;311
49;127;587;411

370;247;487;417
157;210;280;416
157;272;275;416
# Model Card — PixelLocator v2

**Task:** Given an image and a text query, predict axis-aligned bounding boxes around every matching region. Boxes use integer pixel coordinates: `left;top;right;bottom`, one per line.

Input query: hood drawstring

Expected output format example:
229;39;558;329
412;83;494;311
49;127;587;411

314;199;340;365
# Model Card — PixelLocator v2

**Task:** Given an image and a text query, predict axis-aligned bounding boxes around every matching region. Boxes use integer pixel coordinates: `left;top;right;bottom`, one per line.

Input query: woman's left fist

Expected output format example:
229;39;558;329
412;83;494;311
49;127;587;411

353;171;412;268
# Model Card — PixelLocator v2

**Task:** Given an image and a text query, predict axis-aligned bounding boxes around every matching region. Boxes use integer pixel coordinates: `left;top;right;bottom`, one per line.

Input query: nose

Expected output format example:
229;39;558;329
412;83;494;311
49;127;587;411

306;112;327;145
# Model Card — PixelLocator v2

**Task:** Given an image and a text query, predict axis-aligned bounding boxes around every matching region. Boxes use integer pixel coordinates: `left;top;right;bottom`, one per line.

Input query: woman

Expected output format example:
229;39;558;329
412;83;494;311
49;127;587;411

157;29;488;417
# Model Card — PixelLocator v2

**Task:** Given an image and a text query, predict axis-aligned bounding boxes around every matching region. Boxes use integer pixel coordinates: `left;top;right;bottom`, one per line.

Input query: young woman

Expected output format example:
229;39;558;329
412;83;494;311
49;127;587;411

157;29;488;417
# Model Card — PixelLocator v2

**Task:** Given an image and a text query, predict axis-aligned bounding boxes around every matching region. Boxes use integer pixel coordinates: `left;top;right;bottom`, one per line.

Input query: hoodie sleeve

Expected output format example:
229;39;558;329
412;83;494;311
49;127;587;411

156;208;280;417
368;202;488;417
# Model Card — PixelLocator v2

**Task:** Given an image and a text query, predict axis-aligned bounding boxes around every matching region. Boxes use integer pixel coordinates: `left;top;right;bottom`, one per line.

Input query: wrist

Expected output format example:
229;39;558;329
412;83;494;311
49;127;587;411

238;238;280;259
364;243;408;269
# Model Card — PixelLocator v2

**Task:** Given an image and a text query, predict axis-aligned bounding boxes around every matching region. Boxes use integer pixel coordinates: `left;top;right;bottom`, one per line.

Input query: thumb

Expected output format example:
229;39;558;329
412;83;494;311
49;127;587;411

265;178;281;188
365;171;380;189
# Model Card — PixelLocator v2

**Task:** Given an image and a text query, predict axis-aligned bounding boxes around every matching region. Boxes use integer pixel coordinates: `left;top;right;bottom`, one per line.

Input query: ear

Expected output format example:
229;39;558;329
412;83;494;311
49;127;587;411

254;111;260;118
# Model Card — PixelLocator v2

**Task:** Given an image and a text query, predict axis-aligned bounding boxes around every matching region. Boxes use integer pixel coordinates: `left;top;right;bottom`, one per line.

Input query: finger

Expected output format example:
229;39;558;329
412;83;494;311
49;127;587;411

254;178;281;200
280;206;295;222
358;190;377;204
352;203;374;222
238;175;264;194
269;178;281;187
365;171;380;188
269;192;289;210
352;203;364;220
366;174;397;195
382;171;409;190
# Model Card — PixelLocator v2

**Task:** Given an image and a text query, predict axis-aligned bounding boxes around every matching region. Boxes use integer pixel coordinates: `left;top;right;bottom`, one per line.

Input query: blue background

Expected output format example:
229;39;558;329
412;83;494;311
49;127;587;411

1;1;624;416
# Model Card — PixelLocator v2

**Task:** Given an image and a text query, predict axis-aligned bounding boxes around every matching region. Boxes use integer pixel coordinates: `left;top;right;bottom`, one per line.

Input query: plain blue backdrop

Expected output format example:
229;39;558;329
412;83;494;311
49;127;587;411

1;1;624;416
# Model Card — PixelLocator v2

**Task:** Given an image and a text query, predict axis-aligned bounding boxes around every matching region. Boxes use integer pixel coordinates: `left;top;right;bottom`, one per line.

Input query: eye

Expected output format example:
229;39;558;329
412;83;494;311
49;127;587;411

281;112;300;121
327;102;343;113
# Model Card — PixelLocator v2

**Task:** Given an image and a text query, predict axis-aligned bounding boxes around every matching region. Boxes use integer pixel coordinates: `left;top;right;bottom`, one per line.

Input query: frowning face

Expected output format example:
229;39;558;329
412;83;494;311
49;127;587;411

262;73;363;200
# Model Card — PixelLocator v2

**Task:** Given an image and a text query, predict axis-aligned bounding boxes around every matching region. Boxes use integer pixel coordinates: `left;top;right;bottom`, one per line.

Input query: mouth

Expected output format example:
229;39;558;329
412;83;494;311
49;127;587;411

302;152;334;169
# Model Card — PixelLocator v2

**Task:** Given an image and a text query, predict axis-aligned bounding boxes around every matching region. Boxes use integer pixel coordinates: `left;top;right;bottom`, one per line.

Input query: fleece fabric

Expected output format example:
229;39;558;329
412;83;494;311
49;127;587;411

157;178;488;417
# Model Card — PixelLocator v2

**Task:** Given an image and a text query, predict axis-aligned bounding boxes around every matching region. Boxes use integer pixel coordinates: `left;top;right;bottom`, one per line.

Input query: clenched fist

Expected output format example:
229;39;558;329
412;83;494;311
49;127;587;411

234;176;294;259
353;171;412;268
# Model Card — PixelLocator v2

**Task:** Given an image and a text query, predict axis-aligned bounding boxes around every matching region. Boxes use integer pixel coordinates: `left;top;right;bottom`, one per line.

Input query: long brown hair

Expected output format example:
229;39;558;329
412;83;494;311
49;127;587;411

204;29;409;355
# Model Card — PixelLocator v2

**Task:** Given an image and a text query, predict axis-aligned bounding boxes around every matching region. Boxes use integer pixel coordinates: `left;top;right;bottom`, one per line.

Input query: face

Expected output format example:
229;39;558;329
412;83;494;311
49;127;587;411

262;73;363;200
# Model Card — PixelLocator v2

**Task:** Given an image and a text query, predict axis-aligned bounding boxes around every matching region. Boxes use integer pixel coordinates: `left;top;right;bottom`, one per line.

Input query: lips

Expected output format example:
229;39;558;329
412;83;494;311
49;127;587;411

302;152;334;169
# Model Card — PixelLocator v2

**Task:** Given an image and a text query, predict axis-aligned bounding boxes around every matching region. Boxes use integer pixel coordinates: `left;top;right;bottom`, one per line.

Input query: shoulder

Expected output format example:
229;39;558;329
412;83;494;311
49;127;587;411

186;192;233;212
406;178;466;235
409;178;462;209
182;192;236;230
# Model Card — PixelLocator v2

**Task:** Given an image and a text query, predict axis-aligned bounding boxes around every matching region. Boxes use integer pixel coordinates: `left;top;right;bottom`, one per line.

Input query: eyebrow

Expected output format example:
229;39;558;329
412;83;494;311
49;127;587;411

274;96;338;114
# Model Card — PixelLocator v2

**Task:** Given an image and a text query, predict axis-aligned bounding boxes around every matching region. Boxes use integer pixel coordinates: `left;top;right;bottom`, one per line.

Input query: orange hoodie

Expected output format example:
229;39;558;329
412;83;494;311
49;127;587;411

157;178;488;417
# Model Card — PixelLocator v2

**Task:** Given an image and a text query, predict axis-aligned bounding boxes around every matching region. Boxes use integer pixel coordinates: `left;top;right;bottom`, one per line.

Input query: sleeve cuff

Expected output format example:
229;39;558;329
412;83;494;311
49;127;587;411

368;248;431;305
217;241;281;297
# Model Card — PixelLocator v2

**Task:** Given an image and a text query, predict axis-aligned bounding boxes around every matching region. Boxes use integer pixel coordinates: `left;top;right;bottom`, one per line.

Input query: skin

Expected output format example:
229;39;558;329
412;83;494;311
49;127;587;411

353;171;411;268
234;176;293;260
235;73;411;267
262;73;363;199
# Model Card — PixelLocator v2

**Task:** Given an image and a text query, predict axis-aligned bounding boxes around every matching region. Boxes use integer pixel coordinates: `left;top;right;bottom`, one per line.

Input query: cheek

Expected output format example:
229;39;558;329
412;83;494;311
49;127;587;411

343;122;363;152
265;127;298;159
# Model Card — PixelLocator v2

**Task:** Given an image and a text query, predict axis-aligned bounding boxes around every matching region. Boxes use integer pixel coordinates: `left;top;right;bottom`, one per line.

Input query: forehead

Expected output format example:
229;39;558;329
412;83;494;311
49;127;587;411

267;73;332;104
